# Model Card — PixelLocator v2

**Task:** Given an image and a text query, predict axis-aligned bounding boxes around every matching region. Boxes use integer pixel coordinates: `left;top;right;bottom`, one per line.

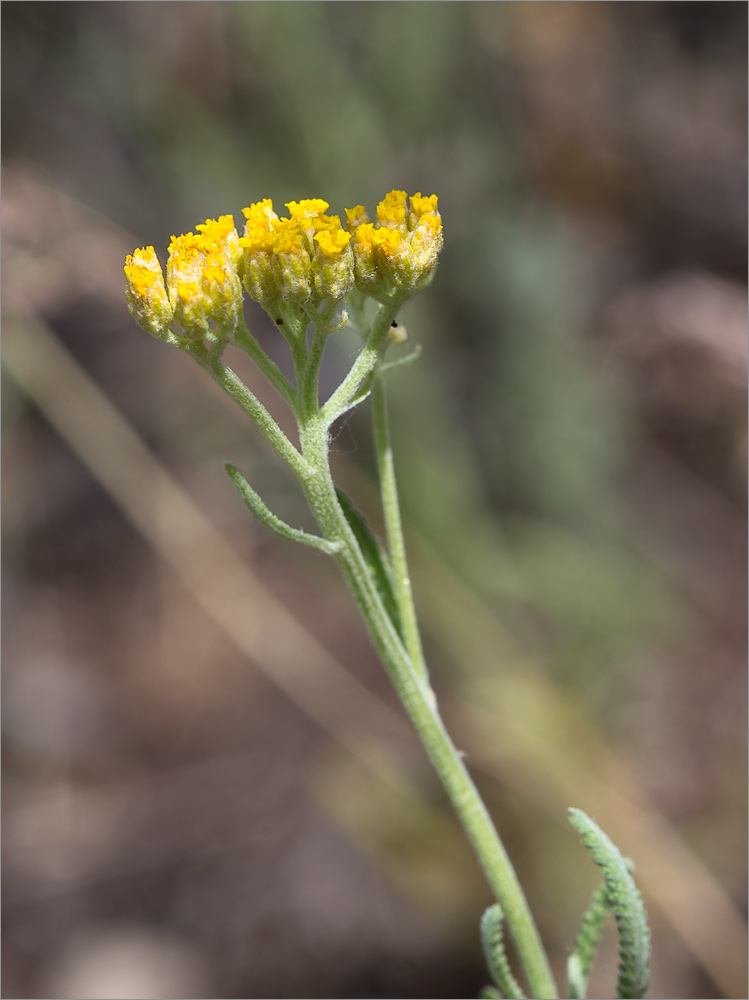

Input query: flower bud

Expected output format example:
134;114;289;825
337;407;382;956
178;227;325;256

273;225;312;304
124;246;173;338
312;228;354;301
376;190;408;232
345;205;370;232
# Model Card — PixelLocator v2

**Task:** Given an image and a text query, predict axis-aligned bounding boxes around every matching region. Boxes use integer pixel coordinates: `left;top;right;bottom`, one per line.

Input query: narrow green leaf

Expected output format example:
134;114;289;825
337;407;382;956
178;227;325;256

379;344;422;374
335;488;404;642
568;809;651;999
478;987;503;1000
226;462;339;554
566;883;610;999
480;904;526;1000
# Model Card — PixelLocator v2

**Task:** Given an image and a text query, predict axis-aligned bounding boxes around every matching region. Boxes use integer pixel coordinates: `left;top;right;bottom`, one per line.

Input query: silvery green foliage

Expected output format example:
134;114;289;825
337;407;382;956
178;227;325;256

566;883;610;999
568;809;650;999
480;904;526;1000
335;488;403;641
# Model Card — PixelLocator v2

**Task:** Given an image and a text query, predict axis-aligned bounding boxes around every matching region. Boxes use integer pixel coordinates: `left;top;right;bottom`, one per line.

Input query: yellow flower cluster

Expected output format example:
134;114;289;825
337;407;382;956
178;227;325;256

124;192;442;340
347;191;442;301
124;215;242;340
239;190;441;309
239;198;354;308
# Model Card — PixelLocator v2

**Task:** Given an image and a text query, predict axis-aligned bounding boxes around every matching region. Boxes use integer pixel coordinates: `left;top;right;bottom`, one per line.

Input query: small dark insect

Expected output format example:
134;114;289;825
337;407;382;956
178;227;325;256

276;318;283;325
391;320;398;327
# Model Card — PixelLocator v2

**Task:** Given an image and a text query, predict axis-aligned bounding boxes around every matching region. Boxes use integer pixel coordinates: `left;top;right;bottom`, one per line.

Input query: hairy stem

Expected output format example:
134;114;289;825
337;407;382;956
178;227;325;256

232;319;297;405
371;372;429;684
296;412;557;1000
321;301;399;426
204;359;309;478
213;299;557;999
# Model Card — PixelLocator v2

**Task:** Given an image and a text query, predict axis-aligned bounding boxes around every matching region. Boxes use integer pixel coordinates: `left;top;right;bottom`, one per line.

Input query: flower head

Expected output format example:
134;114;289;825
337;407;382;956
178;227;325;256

124;246;173;338
166;216;243;339
239;199;355;310
376;190;408;231
346;190;442;302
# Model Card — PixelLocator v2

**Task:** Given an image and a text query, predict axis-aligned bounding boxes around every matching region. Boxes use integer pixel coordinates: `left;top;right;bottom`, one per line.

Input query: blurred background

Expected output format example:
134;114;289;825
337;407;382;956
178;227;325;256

2;3;747;998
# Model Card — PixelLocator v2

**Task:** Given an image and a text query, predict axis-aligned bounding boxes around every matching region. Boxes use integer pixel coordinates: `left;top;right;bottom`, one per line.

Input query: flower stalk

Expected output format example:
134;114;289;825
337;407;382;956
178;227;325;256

124;189;648;999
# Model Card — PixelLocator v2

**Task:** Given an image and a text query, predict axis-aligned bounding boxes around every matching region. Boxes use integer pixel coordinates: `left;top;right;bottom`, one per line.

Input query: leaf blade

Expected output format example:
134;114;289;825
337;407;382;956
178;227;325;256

568;809;651;999
335;488;404;642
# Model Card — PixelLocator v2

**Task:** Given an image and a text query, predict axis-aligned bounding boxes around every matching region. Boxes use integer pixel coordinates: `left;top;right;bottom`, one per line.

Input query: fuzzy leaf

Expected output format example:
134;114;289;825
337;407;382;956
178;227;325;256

568;809;651;999
480;904;526;1000
335;488;404;641
566;883;610;999
226;462;338;554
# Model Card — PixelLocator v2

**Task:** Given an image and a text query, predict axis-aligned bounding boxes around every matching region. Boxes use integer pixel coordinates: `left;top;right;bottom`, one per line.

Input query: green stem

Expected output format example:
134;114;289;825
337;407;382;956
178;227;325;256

296;414;557;1000
203;358;310;478
211;300;557;999
299;317;329;415
232;319;296;406
321;301;400;426
371;371;429;684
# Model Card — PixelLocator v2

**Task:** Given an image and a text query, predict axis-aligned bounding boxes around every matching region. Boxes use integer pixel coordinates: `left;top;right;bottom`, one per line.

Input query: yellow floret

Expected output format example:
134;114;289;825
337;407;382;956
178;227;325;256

352;222;377;247
410;193;439;217
176;279;199;304
125;245;158;271
166;222;243;336
311;214;343;233
238;230;275;254
264;217;303;253
273;230;305;255
196;215;235;243
202;255;230;287
242;200;276;227
376;190;408;229
370;226;405;258
345;205;370;231
125;265;158;296
285;199;330;219
168;232;203;265
414;213;442;239
314;228;352;257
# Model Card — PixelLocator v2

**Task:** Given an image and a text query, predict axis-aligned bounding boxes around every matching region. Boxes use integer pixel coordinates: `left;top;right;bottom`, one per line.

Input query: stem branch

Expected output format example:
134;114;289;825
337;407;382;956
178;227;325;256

296;414;557;1000
371;371;429;683
211;297;558;1000
232;319;296;406
321;301;400;426
204;359;309;478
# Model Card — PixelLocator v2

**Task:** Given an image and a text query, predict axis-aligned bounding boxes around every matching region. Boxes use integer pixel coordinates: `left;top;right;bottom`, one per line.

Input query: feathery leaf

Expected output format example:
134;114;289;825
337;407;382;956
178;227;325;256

480;904;526;1000
568;809;650;999
566;883;610;999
